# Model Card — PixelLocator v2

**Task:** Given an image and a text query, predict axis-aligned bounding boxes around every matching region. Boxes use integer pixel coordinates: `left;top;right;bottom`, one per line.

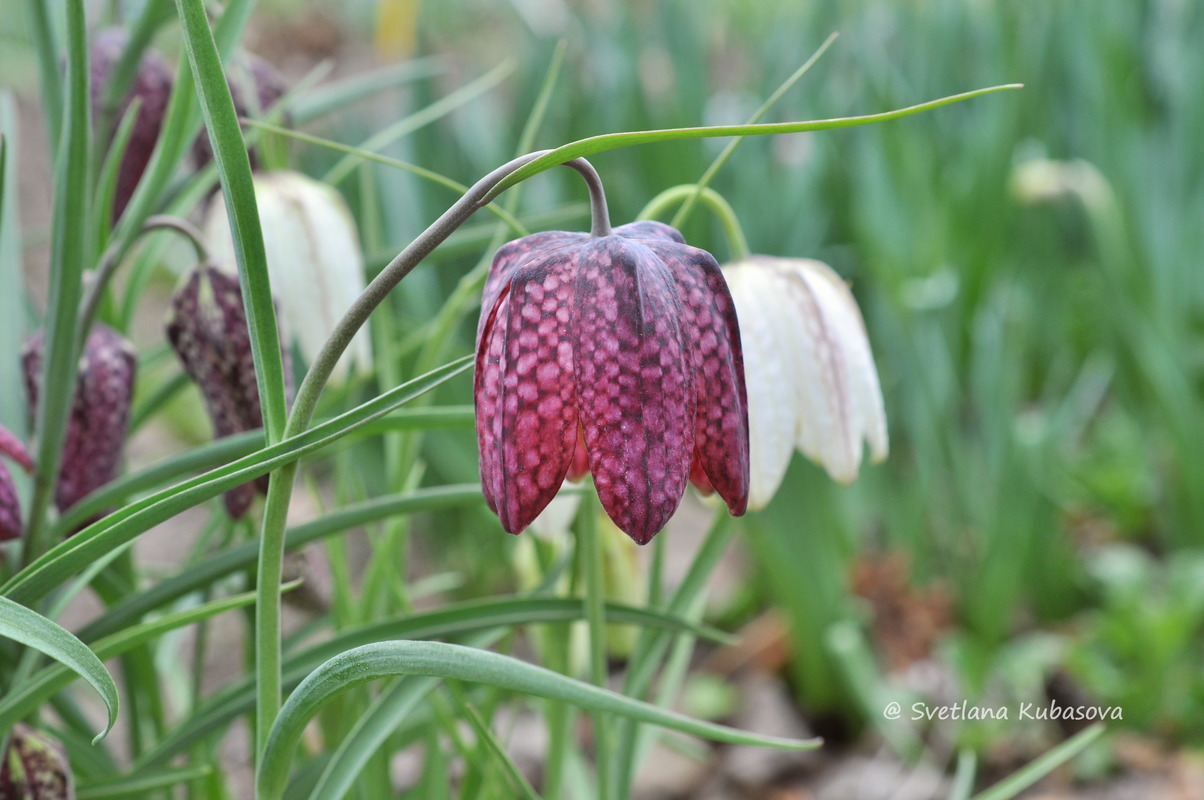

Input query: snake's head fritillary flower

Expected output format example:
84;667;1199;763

0;724;73;799
722;256;888;510
475;220;749;545
0;425;34;542
203;171;372;382
90;27;173;223
22;324;137;520
166;263;291;518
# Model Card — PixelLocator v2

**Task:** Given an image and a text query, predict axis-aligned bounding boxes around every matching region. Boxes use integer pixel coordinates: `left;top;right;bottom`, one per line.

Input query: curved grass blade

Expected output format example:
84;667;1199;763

460;701;543;800
3;356;472;605
0;595;118;742
323;59;516;186
487;84;1024;199
258;641;820;799
135;597;730;768
77;484;484;642
290;57;444;123
0;590;263;733
177;0;288;443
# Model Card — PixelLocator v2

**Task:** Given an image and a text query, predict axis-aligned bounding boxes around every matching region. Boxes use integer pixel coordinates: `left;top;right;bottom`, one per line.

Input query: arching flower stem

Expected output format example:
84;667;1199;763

638;184;751;261
253;151;613;759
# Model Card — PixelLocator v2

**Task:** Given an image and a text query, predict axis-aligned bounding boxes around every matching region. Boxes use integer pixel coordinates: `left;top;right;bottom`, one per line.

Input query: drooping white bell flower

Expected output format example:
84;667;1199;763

203;170;373;383
722;256;888;509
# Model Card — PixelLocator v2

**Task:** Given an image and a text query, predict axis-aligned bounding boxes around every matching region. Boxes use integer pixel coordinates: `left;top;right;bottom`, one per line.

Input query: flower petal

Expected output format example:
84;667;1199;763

475;256;580;533
479;231;584;343
0;464;21;541
773;258;887;483
723;263;798;510
572;237;694;544
651;242;749;516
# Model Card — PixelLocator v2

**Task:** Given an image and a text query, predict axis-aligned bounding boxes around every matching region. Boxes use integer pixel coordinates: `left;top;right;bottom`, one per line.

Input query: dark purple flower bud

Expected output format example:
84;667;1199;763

475;221;750;545
90;27;174;223
166;264;291;518
0;424;34;542
22;325;136;522
191;52;290;171
0;723;73;799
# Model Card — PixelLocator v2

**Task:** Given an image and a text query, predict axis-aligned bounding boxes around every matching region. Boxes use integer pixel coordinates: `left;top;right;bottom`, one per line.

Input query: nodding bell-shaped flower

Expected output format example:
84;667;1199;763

22;324;137;519
475;220;749;545
90;27;173;223
0;425;34;542
167;263;291;518
722;257;888;510
202;171;372;382
0;724;73;799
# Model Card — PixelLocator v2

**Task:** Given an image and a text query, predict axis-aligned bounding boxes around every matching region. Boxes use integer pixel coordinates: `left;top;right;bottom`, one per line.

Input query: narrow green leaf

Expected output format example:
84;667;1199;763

487;84;1024;199
135;597;730;769
77;484;484;642
0;94;26;433
3;356;473;605
290;57;444;123
0;595;118;742
77;764;212;799
0;590;261;733
324;59;516;185
176;0;288;443
24;0;93;564
970;724;1106;800
90;98;142;258
258;641;820;799
460;702;544;800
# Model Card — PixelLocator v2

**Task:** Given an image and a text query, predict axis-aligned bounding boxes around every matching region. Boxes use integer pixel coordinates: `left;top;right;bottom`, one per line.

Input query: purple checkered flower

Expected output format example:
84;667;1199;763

475;220;749;544
166;264;291;519
22;324;137;521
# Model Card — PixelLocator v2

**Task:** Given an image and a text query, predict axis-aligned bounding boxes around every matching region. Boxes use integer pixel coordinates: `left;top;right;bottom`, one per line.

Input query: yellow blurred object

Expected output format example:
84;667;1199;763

375;0;420;60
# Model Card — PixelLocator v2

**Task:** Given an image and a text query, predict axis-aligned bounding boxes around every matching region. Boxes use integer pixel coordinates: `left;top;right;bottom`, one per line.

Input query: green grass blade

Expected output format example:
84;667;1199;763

135;596;731;769
0;589;264;733
77;765;212;800
488;84;1023;199
970;724;1106;800
0;94;26;433
76;484;484;642
461;701;544;800
243;119;528;236
290;57;444;123
23;0;93;564
2;356;473;605
0;595;118;742
258;641;820;799
176;0;288;443
90;97;141;257
324;59;516;186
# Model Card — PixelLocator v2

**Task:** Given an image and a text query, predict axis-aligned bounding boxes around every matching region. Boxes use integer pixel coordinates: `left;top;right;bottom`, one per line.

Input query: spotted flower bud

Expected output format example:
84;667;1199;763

90;27;173;223
0;425;34;542
475;220;749;545
191;52;289;171
202;171;372;382
166;264;291;518
22;325;137;519
0;724;73;799
722;257;888;509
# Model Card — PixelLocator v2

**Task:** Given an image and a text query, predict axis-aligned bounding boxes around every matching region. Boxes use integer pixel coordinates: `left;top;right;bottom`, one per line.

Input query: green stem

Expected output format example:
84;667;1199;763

578;492;611;800
638;185;750;260
79;214;211;345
